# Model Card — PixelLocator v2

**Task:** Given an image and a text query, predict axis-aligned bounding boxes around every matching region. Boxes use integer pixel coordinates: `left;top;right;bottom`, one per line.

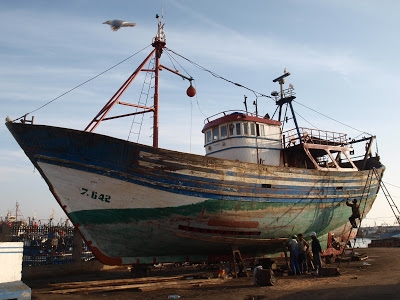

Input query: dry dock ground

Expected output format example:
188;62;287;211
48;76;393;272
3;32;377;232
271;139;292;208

26;247;400;300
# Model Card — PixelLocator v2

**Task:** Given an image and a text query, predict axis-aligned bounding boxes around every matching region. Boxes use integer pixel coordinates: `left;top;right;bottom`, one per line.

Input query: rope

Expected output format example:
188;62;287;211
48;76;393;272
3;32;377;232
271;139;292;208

165;47;273;100
293;100;372;137
12;44;152;122
164;50;193;79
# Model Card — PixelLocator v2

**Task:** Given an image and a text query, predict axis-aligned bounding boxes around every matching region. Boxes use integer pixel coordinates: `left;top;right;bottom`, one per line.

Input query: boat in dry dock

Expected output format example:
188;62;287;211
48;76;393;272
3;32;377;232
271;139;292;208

5;16;385;265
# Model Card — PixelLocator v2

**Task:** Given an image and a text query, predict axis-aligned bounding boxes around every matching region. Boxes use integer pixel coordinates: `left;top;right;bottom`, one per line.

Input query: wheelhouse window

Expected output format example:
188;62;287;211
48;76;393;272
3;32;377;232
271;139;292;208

205;130;212;144
257;124;265;136
243;122;249;135
250;123;255;136
235;123;241;135
229;123;234;136
207;121;272;140
220;124;227;139
213;127;219;141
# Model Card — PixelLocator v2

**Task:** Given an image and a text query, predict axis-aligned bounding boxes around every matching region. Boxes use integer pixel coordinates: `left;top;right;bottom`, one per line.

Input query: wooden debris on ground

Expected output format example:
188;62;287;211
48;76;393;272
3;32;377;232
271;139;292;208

41;273;227;294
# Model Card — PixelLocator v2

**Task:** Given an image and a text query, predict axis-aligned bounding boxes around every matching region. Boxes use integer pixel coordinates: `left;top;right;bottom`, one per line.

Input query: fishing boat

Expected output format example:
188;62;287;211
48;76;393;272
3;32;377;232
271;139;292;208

6;16;385;265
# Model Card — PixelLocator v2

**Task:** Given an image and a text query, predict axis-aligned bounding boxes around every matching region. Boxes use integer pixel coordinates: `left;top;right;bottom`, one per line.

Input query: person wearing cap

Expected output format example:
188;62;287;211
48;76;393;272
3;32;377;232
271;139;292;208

286;235;301;275
309;232;323;273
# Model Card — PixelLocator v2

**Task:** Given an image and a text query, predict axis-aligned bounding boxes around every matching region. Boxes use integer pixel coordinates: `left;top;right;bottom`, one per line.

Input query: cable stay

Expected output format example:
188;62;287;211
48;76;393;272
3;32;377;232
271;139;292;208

372;168;400;224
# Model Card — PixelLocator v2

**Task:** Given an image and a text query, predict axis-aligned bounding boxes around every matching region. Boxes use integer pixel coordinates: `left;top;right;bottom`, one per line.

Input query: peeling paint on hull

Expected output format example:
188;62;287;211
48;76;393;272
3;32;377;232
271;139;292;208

6;122;384;265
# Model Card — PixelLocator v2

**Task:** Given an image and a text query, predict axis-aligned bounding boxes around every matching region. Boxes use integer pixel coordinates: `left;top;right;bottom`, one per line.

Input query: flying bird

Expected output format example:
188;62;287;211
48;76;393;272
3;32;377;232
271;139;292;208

103;19;136;31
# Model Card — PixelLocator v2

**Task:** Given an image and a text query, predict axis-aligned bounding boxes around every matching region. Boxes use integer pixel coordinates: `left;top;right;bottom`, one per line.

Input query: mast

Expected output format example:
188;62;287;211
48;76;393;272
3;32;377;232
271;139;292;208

85;15;194;148
272;71;302;143
151;14;166;148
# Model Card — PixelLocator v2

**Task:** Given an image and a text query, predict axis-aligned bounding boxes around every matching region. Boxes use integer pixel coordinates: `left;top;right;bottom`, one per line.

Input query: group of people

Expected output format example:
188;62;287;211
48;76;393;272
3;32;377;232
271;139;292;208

286;232;323;275
285;198;362;275
284;199;362;275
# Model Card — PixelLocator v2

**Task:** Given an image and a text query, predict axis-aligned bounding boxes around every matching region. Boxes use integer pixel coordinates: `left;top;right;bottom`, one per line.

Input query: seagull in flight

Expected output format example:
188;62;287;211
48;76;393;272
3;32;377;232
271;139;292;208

103;19;136;31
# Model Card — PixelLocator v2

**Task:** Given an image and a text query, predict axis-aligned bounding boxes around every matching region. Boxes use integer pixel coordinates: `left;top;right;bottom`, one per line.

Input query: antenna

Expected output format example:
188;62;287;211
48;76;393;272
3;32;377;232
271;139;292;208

272;69;302;143
159;0;165;28
253;96;259;116
155;12;166;43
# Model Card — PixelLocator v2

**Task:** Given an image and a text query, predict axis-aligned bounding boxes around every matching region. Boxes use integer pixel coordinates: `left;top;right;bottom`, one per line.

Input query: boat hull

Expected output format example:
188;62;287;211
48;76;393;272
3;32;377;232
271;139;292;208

6;122;385;264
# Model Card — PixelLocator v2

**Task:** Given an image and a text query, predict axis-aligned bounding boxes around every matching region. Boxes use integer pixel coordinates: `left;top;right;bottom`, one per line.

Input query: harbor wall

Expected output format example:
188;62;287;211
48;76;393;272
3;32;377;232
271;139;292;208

0;242;31;300
0;242;23;282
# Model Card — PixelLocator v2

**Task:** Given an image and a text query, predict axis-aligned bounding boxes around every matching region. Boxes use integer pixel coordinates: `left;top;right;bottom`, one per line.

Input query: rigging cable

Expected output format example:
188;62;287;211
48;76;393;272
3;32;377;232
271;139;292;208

13;44;153;122
293;100;372;136
192;80;207;118
188;79;206;152
165;47;273;100
166;46;382;161
164;50;192;79
383;182;400;189
294;111;319;130
164;49;208;118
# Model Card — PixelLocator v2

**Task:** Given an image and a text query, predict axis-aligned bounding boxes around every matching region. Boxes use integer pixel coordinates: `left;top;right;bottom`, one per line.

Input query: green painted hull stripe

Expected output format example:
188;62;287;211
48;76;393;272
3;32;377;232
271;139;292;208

69;199;352;226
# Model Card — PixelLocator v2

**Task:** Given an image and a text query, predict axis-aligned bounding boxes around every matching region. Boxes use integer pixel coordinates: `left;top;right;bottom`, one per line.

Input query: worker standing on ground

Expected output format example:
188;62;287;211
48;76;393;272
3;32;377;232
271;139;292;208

310;232;323;274
346;199;361;228
286;235;301;275
306;245;314;272
297;233;309;274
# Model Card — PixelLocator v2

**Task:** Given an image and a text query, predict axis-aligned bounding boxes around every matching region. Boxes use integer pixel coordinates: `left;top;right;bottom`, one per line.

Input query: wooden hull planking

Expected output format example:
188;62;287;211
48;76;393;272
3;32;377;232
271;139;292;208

6;122;384;265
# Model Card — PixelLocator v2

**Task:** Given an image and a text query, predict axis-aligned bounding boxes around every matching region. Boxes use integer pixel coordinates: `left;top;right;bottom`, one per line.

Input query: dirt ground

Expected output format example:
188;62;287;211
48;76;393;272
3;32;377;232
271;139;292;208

26;247;400;300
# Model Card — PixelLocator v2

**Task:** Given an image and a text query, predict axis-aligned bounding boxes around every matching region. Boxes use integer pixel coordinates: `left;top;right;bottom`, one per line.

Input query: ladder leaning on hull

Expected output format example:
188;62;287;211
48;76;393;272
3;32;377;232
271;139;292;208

342;168;375;266
337;167;394;267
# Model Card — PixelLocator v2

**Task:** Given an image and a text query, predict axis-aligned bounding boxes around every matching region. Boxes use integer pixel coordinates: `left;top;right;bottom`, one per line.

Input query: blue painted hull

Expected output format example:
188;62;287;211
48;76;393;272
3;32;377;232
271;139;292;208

6;122;385;264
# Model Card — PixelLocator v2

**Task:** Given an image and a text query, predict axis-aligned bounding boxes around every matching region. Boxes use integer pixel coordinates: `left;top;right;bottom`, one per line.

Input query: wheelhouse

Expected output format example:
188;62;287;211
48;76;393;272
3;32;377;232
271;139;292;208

202;111;283;166
202;111;361;171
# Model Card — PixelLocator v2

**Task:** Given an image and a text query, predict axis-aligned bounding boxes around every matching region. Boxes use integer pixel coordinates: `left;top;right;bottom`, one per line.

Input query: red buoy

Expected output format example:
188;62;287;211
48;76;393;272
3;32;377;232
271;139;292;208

186;84;196;97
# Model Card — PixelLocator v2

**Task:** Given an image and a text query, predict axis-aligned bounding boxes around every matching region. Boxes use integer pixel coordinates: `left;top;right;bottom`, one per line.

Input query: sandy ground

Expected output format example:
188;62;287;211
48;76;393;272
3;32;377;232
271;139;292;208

26;247;400;300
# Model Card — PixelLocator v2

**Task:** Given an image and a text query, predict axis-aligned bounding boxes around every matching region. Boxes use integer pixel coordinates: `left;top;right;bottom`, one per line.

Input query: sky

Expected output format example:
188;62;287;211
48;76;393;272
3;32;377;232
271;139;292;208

1;0;399;227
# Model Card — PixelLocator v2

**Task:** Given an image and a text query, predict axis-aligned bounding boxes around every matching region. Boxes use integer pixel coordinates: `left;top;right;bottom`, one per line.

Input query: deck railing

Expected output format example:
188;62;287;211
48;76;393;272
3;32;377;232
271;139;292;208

283;127;348;147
